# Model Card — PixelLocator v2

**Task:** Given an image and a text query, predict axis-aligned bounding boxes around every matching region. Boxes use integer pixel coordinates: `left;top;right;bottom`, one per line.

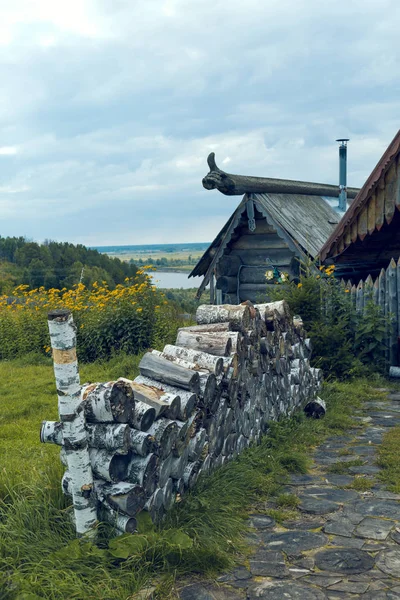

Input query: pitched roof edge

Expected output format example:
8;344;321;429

319;129;400;262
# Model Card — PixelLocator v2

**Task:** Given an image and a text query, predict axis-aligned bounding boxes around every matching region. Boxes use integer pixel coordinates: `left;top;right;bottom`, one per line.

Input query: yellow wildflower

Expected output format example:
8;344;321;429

297;283;303;288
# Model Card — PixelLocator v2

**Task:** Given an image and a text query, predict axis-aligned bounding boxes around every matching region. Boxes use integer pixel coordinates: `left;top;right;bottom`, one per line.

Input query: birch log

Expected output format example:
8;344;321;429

129;430;159;457
82;381;134;424
48;309;97;537
179;322;232;334
95;480;146;516
162;344;224;375
130;400;157;432
127;453;159;495
89;449;130;482
133;375;196;421
175;330;232;357
147;419;179;459
100;504;137;534
85;423;130;454
196;304;251;329
63;475;145;517
40;420;63;445
255;301;291;321
119;378;179;420
139;352;200;393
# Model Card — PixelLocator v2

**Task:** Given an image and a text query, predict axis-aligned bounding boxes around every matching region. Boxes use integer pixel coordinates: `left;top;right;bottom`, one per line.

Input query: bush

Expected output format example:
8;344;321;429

0;270;186;362
269;261;390;379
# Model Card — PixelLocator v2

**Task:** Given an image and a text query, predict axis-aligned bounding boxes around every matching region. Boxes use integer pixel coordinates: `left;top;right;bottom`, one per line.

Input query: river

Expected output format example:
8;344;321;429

148;271;204;289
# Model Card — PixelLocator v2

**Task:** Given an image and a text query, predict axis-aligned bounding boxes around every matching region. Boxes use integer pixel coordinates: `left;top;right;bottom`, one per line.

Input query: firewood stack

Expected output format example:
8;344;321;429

41;301;322;537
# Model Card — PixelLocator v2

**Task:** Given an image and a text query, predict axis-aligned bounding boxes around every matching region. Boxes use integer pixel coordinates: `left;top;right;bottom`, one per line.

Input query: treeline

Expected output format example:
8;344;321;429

0;237;137;293
162;288;201;314
133;255;199;267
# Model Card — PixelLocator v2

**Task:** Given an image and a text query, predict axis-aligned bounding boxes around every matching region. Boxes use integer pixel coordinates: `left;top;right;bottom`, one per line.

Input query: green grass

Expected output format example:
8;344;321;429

326;459;365;474
0;361;389;599
266;508;299;523
377;425;400;493
275;493;300;508
346;477;375;491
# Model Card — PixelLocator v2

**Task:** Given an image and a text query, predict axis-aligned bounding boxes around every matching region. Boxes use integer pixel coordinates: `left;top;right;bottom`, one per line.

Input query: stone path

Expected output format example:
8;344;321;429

178;390;400;600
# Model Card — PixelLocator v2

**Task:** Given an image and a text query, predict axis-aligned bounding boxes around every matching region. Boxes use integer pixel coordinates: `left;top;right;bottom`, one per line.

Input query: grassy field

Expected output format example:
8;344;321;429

0;356;391;600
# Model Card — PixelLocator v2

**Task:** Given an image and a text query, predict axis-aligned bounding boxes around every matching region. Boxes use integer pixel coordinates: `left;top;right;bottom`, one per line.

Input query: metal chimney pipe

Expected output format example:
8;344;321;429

336;138;349;211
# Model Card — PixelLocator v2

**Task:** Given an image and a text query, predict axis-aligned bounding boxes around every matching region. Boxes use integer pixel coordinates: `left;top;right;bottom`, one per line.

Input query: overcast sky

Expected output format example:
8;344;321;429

0;0;399;246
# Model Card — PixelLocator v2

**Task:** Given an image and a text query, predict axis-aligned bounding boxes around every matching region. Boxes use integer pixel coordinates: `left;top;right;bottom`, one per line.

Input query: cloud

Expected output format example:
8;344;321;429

0;146;18;155
0;0;399;244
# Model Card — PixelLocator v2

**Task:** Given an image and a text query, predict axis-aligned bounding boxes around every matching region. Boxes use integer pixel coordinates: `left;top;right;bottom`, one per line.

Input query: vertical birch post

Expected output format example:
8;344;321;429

388;258;398;366
48;309;98;537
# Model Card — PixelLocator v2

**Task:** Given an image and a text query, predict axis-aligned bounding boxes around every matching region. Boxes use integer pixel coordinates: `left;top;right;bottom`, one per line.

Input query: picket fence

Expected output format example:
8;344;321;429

341;257;400;367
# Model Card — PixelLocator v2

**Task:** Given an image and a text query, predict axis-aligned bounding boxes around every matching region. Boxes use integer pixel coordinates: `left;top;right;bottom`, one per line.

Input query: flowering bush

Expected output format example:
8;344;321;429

0;269;182;362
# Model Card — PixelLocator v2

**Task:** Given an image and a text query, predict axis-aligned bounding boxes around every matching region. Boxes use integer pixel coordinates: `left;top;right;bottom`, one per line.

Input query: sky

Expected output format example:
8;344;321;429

0;0;399;246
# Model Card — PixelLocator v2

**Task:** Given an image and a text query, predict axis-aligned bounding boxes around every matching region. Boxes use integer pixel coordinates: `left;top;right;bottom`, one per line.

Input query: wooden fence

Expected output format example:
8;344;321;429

341;257;400;366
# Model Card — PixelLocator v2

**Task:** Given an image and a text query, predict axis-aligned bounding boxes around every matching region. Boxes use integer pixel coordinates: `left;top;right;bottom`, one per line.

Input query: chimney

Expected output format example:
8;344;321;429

336;138;349;211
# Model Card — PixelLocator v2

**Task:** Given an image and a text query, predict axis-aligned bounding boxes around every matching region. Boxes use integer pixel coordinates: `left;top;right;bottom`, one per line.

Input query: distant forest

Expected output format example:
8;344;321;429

133;255;199;267
0;237;138;294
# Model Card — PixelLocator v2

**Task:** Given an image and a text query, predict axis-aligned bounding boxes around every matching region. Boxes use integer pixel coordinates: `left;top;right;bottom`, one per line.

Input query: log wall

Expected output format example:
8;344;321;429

214;212;297;304
41;301;322;537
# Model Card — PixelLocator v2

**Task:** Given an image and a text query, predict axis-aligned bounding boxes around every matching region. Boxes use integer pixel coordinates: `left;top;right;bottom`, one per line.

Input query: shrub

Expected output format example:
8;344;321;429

0;269;185;362
269;261;390;379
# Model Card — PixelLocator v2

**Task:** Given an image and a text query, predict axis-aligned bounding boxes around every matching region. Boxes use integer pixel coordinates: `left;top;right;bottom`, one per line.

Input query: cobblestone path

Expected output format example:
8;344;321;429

178;390;400;600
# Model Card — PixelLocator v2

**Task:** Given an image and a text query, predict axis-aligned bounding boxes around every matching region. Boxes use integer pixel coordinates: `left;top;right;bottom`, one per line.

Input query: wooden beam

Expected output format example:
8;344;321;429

202;153;360;198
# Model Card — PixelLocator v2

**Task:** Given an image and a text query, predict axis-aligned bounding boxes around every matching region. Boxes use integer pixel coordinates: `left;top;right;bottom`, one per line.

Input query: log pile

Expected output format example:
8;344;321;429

41;301;322;537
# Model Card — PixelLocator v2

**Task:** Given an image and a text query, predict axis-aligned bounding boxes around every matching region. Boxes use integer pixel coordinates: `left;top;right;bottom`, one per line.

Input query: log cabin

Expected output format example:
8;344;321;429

190;153;360;304
319;129;400;281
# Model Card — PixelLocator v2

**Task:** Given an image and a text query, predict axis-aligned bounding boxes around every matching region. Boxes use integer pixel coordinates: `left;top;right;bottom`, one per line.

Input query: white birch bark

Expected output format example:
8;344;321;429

119;377;180;420
129;429;159;456
147;419;179;459
162;344;224;375
85;423;130;453
196;304;251;330
127;453;159;495
88;448;130;482
133;375;197;421
100;503;137;534
48;309;97;537
82;380;134;424
40;420;63;445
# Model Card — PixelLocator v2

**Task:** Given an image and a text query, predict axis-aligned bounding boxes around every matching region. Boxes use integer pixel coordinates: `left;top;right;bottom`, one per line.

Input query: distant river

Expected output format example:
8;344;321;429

148;271;204;289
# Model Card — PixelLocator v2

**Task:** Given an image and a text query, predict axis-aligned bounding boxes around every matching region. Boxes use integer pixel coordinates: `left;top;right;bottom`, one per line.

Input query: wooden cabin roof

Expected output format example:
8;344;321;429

319;129;400;263
189;193;340;280
255;193;339;258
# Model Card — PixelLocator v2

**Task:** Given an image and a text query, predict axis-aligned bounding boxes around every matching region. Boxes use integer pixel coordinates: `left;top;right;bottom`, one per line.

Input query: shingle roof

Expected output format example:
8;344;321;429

319;129;400;262
255;193;339;258
189;193;339;279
